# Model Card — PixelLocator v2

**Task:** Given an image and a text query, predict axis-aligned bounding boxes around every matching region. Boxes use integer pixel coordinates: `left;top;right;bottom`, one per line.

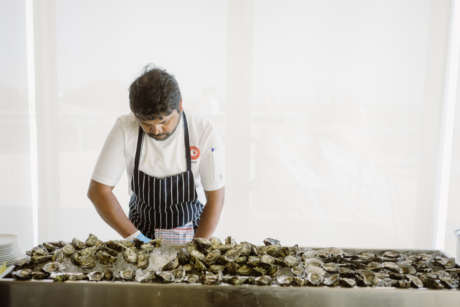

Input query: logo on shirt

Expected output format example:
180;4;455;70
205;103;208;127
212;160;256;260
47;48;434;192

190;146;200;160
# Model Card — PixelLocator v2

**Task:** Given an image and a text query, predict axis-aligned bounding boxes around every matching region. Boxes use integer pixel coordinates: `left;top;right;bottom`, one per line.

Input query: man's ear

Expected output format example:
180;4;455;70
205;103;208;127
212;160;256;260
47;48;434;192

179;99;183;112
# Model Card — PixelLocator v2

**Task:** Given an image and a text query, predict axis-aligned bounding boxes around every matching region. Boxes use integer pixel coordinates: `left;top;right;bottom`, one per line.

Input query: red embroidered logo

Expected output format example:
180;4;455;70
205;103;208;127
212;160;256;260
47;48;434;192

190;146;200;160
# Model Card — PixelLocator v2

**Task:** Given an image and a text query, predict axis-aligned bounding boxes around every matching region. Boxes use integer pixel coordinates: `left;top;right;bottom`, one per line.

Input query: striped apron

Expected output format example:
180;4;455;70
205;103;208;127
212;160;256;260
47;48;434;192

128;113;204;244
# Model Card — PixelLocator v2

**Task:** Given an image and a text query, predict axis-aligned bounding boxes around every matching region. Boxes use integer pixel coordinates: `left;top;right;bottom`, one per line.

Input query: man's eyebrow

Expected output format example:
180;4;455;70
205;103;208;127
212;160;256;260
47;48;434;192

140;119;168;125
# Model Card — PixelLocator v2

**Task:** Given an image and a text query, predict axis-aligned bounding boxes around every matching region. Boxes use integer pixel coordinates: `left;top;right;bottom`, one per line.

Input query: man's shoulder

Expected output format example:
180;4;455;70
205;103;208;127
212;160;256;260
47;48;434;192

116;112;138;130
184;109;215;133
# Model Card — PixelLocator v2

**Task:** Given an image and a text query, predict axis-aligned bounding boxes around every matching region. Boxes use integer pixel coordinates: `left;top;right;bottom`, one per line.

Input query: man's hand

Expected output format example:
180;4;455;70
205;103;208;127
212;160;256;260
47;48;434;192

87;179;137;238
194;186;225;239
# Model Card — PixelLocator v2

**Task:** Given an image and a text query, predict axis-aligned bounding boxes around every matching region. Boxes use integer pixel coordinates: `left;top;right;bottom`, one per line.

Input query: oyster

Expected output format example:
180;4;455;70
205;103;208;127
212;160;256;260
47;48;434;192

68;272;88;281
194;259;207;272
304;258;324;267
439;274;459;289
119;269;136;281
237;264;253;276
97;246;118;257
293;276;307;286
209;265;225;274
87;271;104;282
80;255;96;270
205;249;221;265
13;269;32;280
210;237;222;249
137;251;150;269
162;257;179;271
43;242;57;253
340;278;356;287
382;251;401;258
177;248;191;265
307;271;324;286
139;270;156;283
42;262;63;274
61;244;76;257
407;275;424;288
140;243;155;253
171;266;186;283
183;264;194;273
31;254;53;264
50;272;69;282
383;262;399;273
302;250;318;260
260;254;276;267
225;246;243;260
247;256;260;266
291;266;306;277
399;263;416;275
240;243;253;256
253;266;267;276
13;256;31;268
217;244;234;253
235;256;247;265
225;259;238;275
102;268;114;281
323;274;340;287
388;272;404;280
367;262;383;271
156;271;175;283
284;255;298;267
225;236;237;247
97;251;117;265
266;264;279;276
105;240;126;252
85;234;99;247
194;238;213;249
185;274;200;283
323;262;339;273
260;245;281;257
263;238;280;246
148;238;164;248
229;276;245;285
256;275;272;285
51;249;64;263
32;269;49;280
356;269;377;287
339;267;356;278
277;275;293;286
123;248;138;264
190;250;206;262
71;238;86;250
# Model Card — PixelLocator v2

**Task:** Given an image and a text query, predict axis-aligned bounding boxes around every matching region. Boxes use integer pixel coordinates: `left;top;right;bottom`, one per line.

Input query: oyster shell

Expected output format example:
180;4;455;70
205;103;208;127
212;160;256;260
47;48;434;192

140;243;155;253
340;278;356;287
137;251;150;269
148;238;164;248
209;265;225;274
210;237;222;249
194;259;207;272
302;250;318;260
97;251;117;265
263;238;280;246
119;269;136;281
79;255;96;270
291;265;306;277
43;242;57;253
14;256;31;268
383;262;399;273
185;274;200;283
205;249;222;265
50;272;69;282
256;275;272;285
304;258;324;267
162;257;179;271
283;255;298;267
339;267;356;278
277;275;293;286
85;234;99;247
13;269;32;280
237;264;253;276
323;274;340;287
228;276;245;285
51;249;64;263
42;262;63;274
61;244;76;257
253;266;267;276
235;256;247;265
225;246;243;260
217;244;234;253
171;266;186;283
260;254;276;267
139;270;156;283
407;275;424;288
156;271;175;283
439;274;459;289
68;272;88;281
240;243;253;256
183;263;194;273
225;259;238;275
71;238;86;250
367;262;383;271
177;248;191;265
87;271;104;282
200;271;222;284
102;268;114;281
399;263;416;275
260;245;281;257
247;256;260;266
323;262;339;273
105;240;126;252
307;271;324;286
293;276;307;286
266;264;279;276
32;270;49;280
225;236;237;247
356;269;377;287
190;250;206;262
122;248;138;264
382;250;401;258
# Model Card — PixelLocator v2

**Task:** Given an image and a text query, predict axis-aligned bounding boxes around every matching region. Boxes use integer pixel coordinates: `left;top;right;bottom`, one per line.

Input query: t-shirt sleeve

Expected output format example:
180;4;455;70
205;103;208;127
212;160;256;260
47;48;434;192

199;125;226;191
91;118;126;186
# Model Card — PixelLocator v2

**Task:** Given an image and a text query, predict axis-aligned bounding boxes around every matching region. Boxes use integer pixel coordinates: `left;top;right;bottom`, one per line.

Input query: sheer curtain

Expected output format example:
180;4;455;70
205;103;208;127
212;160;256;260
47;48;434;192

4;0;459;250
0;0;34;252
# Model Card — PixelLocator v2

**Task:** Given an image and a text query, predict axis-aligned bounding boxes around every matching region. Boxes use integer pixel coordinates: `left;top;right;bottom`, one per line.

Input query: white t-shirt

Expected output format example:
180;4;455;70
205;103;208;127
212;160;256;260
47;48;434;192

91;109;225;205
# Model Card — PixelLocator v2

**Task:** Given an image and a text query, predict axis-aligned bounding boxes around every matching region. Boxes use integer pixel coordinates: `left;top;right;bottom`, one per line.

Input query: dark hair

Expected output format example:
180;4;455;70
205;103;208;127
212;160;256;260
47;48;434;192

129;64;182;120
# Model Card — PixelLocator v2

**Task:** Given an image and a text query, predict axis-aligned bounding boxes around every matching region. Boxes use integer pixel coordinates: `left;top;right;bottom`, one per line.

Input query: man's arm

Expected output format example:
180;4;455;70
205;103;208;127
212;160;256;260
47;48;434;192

194;186;225;239
87;179;137;238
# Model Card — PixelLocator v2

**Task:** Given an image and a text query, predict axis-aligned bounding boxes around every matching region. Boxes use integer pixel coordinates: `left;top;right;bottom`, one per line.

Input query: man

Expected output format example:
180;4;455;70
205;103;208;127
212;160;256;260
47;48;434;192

87;65;225;244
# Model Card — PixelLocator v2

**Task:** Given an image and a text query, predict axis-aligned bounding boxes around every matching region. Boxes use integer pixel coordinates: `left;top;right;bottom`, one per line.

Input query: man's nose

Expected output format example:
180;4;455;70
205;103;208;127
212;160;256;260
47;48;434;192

151;125;162;135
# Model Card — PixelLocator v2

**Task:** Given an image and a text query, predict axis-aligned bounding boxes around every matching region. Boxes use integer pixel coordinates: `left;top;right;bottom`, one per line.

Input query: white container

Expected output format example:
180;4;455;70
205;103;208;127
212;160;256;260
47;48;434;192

455;229;460;261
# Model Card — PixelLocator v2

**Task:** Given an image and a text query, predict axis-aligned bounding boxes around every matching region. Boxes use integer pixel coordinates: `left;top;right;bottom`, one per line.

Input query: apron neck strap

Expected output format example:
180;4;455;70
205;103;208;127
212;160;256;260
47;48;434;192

133;111;192;173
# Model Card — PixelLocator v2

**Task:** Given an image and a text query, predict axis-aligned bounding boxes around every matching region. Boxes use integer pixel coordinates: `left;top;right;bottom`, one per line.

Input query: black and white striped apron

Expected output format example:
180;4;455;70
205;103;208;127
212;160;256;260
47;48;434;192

128;113;204;242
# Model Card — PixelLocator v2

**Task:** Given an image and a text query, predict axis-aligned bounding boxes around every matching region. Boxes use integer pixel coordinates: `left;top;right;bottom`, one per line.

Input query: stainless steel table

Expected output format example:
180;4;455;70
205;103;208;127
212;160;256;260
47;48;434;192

1;247;459;307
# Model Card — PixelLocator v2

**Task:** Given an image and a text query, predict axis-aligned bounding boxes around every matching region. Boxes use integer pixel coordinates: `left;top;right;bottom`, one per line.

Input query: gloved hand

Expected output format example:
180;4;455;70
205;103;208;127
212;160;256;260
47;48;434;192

136;232;151;243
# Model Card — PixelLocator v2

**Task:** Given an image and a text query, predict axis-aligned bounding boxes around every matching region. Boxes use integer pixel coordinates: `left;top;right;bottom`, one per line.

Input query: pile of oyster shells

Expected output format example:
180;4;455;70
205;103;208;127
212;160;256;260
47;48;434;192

9;235;460;289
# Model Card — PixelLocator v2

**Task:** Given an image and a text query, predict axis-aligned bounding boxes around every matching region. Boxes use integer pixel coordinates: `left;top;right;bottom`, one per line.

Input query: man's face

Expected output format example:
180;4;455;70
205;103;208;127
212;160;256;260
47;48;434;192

137;107;182;141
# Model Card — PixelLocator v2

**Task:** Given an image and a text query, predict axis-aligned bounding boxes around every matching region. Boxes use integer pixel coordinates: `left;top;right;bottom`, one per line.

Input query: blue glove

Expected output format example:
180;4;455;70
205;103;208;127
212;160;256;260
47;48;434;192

136;232;151;243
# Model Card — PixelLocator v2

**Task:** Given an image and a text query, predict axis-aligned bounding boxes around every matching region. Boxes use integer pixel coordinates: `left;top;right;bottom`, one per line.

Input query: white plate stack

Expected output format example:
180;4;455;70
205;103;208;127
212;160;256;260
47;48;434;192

0;234;21;266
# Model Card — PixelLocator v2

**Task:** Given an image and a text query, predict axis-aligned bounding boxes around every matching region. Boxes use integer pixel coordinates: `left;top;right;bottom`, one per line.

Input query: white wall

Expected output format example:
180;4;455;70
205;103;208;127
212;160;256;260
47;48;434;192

1;0;459;251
